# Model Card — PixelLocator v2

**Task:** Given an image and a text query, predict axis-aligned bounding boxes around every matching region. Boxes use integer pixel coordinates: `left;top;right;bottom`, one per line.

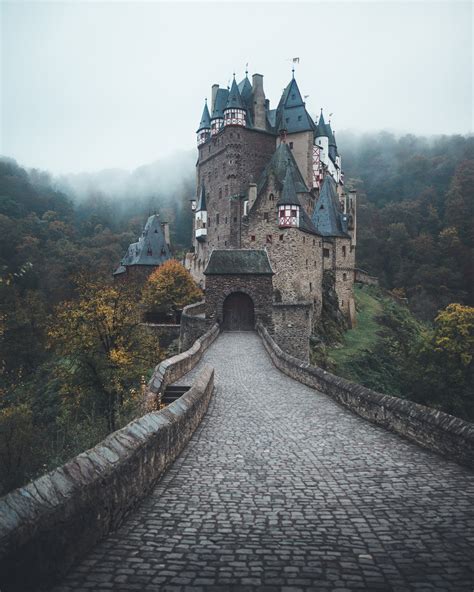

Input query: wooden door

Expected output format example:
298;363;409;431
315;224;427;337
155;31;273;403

222;292;255;331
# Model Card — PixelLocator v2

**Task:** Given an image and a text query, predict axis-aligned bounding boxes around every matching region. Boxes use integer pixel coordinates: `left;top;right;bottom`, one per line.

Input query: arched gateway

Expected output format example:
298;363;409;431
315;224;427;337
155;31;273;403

223;292;255;331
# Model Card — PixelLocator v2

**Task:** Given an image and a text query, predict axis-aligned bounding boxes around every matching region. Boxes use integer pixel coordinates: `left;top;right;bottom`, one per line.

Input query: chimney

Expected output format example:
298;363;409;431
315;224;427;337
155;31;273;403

211;84;219;113
161;222;170;247
252;73;266;130
248;183;257;210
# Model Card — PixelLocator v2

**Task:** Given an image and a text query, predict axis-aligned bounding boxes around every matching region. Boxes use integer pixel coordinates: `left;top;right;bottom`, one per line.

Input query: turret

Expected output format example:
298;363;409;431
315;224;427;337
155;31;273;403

277;167;300;229
315;110;329;166
195;184;208;242
196;100;211;146
223;77;246;127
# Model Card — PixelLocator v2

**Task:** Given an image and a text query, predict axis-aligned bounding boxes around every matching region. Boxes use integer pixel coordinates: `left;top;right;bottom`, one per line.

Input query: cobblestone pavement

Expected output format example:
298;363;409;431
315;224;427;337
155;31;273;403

54;332;474;592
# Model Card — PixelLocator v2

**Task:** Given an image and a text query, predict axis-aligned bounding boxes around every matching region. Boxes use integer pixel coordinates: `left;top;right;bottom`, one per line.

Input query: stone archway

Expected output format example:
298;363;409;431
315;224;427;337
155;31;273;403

222;292;255;331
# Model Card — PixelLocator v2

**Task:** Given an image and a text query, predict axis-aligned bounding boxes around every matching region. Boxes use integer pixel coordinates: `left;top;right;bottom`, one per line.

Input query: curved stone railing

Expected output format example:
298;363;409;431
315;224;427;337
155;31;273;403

257;322;474;468
0;365;215;591
179;300;212;352
146;321;219;410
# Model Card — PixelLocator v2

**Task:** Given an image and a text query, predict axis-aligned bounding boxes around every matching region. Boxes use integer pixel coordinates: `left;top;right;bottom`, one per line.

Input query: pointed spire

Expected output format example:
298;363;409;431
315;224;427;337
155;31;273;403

316;110;328;137
225;77;245;110
277;165;300;207
197;100;211;132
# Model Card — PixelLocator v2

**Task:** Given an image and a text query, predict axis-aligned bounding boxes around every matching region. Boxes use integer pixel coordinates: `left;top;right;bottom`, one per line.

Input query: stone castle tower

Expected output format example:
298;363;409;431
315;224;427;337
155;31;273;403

185;70;357;353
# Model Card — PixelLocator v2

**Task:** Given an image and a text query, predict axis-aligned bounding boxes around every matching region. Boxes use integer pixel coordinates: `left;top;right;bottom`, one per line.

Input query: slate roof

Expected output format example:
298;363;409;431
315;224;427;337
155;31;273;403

211;88;229;120
197;101;211;132
238;76;253;109
312;176;349;238
115;214;172;269
225;78;245;110
277;167;300;207
315;111;329;137
196;184;207;212
257;143;308;195
205;249;274;275
275;78;315;134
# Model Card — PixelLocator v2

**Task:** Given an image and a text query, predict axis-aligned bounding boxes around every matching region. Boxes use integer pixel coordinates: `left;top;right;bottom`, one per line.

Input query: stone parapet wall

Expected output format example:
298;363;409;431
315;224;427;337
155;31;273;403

0;365;215;592
354;268;379;286
272;302;313;362
146;322;220;409
179;301;212;352
257;322;474;468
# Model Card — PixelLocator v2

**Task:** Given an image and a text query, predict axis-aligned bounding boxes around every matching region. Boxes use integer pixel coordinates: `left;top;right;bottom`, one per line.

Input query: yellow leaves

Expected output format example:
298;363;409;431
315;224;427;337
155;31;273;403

143;260;203;312
109;347;132;368
432;303;474;367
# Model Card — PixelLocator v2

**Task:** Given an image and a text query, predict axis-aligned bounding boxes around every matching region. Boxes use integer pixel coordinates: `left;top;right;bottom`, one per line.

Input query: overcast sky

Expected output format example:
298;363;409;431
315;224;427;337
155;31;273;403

1;1;472;174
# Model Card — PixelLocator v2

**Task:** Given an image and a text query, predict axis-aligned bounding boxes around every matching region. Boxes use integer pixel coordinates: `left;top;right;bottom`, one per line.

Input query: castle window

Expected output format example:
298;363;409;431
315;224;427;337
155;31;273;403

303;236;305;244
225;240;227;246
289;142;294;149
219;188;222;199
310;282;312;291
343;273;347;281
266;235;272;244
323;248;330;258
251;235;256;241
264;212;269;221
216;214;220;225
342;246;347;257
269;193;274;200
233;217;237;223
313;239;315;246
225;217;228;224
298;115;302;121
306;259;308;267
279;234;284;241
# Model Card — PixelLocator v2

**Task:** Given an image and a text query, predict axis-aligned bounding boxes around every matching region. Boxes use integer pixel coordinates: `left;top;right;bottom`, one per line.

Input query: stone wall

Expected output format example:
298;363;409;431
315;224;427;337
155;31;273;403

205;274;273;330
257;322;474;468
243;181;323;315
0;365;215;592
355;268;379;286
179;301;212;352
146;322;220;410
191;126;276;282
272;302;313;362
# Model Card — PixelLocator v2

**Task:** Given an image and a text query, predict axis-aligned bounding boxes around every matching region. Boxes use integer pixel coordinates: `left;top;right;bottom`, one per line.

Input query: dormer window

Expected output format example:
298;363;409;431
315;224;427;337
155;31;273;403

147;248;152;256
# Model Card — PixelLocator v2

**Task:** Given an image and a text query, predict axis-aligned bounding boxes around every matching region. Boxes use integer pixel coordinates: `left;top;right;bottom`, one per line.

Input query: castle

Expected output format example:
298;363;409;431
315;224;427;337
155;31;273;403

184;70;357;358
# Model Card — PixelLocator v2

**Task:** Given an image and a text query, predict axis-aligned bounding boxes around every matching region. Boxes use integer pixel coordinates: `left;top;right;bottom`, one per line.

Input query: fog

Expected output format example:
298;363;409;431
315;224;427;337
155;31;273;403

1;1;472;175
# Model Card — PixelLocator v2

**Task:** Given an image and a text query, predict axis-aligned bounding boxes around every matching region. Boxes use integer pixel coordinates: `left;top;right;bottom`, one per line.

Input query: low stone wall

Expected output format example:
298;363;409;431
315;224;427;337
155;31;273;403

146;322;220;410
179;301;212;352
257;322;474;468
354;268;379;286
0;365;215;592
271;302;313;362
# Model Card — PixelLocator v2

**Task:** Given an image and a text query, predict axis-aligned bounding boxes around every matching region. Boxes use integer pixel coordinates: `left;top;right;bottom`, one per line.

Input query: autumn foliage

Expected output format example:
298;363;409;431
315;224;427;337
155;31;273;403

142;259;203;314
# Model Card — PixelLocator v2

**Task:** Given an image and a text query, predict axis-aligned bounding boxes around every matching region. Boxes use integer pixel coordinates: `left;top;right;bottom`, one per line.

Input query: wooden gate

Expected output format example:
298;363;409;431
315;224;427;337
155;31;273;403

222;292;255;331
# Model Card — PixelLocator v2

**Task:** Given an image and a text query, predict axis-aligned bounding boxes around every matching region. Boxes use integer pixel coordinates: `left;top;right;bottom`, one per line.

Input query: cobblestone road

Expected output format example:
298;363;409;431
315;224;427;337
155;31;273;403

54;332;474;592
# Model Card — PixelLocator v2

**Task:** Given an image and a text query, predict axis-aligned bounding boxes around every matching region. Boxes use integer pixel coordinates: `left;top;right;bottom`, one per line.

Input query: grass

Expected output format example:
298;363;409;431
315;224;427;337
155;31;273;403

328;284;384;367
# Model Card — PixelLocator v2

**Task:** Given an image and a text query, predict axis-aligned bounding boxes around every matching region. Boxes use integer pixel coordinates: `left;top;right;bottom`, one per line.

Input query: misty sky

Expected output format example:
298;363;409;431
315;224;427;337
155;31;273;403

1;1;472;174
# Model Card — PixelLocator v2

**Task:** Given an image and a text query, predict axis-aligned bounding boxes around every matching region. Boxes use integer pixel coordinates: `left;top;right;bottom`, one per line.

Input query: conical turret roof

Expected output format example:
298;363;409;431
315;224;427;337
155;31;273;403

225;77;245;110
197;101;211;132
211;88;229;120
277;167;300;207
315;111;329;137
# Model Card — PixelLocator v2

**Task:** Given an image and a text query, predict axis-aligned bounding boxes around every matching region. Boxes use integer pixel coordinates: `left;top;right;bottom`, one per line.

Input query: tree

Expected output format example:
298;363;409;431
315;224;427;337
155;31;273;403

142;260;202;315
406;303;474;420
49;276;161;432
